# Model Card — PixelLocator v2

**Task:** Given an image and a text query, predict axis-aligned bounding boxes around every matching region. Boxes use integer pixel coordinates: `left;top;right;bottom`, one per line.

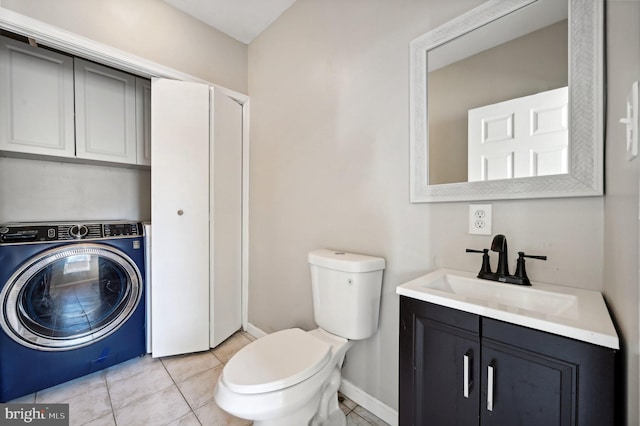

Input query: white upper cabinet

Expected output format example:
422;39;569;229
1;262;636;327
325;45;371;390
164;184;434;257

0;34;150;167
0;36;75;157
136;77;152;166
74;58;137;165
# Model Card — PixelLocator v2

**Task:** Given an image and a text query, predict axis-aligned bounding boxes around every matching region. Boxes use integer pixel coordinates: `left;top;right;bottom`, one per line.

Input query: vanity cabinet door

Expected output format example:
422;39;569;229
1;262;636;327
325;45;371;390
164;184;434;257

480;340;573;426
0;36;75;158
416;317;480;425
400;297;480;426
482;318;617;426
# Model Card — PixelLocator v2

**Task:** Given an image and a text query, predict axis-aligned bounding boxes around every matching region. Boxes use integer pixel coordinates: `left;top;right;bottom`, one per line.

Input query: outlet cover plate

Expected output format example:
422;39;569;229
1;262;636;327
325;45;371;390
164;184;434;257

469;204;492;235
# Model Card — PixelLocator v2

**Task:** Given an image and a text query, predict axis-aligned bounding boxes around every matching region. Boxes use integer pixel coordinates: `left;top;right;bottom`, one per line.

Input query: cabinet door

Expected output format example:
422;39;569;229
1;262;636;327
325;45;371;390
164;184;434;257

416;317;480;425
482;318;617;426
0;36;75;157
400;297;481;426
136;77;151;166
74;58;137;164
480;340;574;426
150;78;210;357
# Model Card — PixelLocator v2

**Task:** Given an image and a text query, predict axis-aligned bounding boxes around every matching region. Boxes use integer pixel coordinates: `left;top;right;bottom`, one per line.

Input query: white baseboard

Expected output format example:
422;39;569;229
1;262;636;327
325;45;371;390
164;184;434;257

339;379;398;426
245;323;398;425
244;322;267;339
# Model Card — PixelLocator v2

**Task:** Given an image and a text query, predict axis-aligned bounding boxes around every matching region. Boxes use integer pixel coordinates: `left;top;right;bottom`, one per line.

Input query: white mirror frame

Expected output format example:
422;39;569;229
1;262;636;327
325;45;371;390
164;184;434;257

410;0;603;203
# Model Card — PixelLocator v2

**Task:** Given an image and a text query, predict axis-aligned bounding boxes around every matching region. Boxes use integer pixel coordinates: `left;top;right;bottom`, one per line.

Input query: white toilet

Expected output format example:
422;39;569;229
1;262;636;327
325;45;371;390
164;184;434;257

213;249;385;426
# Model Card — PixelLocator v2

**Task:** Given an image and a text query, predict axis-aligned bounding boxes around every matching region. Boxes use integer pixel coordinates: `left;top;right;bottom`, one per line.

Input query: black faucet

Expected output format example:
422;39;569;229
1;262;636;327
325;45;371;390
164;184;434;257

465;248;494;280
491;234;509;276
467;234;547;286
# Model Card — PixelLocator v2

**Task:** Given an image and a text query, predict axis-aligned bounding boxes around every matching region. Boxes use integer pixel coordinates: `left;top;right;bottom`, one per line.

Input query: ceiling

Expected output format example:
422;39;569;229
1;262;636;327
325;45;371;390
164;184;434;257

162;0;297;44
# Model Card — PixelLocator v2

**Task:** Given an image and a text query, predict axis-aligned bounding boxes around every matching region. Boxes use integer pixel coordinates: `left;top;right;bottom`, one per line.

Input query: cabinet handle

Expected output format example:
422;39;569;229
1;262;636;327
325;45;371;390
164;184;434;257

487;361;495;412
177;209;184;216
463;350;472;398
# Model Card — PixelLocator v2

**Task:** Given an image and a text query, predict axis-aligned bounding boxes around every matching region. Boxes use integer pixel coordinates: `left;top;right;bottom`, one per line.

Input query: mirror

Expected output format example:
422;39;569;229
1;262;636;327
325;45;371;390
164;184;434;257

410;0;603;202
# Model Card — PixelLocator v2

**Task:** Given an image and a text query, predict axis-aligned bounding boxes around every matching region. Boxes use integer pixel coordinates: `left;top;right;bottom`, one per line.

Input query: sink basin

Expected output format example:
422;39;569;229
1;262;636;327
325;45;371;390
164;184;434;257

396;268;619;349
425;273;578;318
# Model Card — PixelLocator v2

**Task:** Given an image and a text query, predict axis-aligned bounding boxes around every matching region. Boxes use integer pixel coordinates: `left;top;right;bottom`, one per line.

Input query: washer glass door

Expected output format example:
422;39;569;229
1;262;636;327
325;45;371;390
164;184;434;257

0;244;142;351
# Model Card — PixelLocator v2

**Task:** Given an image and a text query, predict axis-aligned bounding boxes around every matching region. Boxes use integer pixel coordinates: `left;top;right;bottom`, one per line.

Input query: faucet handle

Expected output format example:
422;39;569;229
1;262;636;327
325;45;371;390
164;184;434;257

466;248;493;277
465;248;485;254
513;251;547;286
520;252;547;261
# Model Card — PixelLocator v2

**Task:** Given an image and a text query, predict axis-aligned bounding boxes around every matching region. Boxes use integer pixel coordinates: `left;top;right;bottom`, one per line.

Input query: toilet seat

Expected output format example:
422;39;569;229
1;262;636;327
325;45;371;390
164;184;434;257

221;328;332;394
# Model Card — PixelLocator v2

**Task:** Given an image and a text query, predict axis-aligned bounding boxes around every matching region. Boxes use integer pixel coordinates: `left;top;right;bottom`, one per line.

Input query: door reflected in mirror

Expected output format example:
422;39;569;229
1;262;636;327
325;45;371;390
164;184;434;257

409;0;603;203
427;1;568;185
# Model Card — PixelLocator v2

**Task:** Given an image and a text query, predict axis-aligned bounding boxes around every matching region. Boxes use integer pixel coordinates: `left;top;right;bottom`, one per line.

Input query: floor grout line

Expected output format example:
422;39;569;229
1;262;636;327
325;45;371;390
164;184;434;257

10;332;388;425
157;357;195;426
103;372;118;426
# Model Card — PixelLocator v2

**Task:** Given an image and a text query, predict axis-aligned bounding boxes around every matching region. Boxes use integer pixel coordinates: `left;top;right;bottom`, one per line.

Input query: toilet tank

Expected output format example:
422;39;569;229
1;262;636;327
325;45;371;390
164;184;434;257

308;249;385;340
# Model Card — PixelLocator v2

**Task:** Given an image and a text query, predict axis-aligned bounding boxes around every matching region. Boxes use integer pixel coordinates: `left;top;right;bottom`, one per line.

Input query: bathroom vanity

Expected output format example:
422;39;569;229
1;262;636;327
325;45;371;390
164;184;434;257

397;269;619;426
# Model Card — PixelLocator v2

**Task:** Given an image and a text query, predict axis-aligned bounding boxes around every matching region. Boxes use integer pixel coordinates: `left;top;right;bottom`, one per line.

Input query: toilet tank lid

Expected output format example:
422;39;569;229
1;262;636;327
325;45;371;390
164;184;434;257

308;249;385;273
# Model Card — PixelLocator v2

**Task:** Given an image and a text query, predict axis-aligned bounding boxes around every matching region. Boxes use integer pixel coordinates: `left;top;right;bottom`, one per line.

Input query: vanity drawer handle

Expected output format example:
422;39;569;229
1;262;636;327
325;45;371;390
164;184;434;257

487;360;495;412
463;350;472;398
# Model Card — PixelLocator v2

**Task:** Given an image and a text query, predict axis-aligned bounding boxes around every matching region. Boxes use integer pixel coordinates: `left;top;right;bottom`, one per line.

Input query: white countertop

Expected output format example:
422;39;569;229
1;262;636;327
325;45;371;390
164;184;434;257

396;268;619;349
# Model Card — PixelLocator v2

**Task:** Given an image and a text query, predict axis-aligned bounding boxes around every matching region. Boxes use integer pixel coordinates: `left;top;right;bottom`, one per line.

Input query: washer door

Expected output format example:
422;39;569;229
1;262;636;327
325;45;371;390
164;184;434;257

0;243;142;351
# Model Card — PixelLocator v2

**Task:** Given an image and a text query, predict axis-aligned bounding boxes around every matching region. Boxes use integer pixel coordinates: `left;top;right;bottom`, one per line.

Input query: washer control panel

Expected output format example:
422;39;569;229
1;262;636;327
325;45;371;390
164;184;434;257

0;222;142;244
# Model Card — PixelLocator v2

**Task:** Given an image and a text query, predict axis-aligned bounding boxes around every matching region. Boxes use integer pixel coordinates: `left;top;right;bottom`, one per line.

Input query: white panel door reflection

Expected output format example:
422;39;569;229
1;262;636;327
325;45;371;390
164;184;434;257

468;86;568;182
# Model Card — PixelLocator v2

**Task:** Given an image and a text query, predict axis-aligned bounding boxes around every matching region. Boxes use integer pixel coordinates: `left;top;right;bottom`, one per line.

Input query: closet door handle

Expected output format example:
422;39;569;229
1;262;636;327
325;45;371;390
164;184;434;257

487;361;495;412
463;350;472;398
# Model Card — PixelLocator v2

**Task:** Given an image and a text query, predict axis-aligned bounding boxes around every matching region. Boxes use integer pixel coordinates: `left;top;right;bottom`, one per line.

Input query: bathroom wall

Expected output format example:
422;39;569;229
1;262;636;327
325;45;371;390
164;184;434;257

248;0;608;414
0;158;152;223
0;0;248;93
0;0;248;223
603;1;640;425
2;0;637;422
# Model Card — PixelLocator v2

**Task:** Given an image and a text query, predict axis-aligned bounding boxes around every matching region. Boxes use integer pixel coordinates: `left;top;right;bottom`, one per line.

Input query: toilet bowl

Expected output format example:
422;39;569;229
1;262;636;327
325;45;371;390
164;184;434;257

213;249;385;425
214;328;352;425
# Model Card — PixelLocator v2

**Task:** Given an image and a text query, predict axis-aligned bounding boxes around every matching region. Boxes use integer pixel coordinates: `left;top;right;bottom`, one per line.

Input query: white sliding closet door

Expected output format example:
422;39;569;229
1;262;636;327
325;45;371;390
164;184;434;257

151;78;210;357
210;88;243;347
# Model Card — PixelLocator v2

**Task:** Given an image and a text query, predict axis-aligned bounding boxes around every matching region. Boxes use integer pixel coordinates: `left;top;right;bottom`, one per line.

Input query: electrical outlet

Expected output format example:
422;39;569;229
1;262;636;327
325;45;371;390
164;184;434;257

469;204;492;235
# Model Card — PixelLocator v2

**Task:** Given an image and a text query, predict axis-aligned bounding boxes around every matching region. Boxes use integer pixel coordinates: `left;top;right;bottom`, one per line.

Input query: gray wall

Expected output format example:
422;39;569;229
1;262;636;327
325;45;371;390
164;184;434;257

247;0;620;414
603;1;640;424
0;157;151;222
1;0;248;94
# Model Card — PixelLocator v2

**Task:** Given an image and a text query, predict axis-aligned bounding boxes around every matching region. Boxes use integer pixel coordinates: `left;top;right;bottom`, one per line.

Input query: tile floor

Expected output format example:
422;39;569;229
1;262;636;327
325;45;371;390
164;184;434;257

10;332;390;426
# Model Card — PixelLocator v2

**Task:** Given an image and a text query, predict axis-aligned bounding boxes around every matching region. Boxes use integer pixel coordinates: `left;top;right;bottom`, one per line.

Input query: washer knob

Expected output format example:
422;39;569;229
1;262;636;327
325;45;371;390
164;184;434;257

70;225;89;239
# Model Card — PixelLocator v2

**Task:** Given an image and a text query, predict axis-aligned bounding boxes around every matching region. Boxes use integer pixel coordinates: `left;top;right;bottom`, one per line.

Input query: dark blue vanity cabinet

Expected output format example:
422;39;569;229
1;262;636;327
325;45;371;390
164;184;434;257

399;296;617;426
